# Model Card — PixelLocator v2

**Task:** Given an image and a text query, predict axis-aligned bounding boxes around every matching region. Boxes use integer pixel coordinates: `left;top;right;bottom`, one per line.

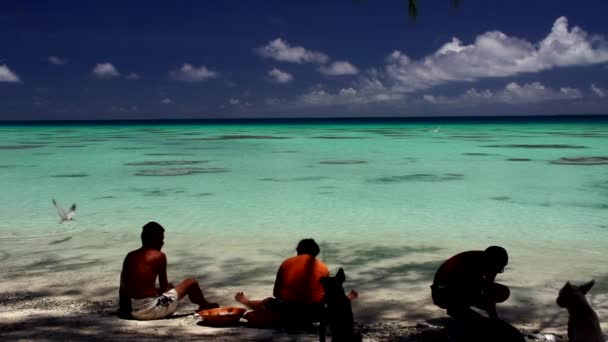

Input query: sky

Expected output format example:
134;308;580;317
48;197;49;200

1;0;608;120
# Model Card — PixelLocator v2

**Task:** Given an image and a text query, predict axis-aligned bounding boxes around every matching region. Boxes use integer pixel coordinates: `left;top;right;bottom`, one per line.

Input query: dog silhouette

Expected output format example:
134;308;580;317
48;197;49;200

556;280;604;342
319;268;361;342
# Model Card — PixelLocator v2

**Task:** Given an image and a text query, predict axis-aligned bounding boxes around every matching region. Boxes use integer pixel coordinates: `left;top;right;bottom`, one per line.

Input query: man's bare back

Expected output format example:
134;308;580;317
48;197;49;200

119;222;218;320
121;247;169;299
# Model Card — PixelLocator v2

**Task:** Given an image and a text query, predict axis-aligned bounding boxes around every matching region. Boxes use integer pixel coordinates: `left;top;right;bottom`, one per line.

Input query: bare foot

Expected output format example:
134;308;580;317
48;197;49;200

234;291;249;305
347;289;359;301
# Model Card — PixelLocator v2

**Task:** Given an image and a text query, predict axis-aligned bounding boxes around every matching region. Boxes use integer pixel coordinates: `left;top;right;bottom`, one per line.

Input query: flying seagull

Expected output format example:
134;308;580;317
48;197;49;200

53;199;76;223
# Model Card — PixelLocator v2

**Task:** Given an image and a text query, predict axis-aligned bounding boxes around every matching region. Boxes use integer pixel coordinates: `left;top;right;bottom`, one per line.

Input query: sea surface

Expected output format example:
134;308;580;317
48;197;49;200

1;117;607;318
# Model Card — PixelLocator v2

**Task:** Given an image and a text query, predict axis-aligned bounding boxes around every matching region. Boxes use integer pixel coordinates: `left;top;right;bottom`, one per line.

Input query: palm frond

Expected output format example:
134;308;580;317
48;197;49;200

408;0;417;19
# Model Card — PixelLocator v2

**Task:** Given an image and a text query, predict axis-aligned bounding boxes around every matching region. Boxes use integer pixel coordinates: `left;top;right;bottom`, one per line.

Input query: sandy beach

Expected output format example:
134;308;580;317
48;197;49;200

2;230;606;341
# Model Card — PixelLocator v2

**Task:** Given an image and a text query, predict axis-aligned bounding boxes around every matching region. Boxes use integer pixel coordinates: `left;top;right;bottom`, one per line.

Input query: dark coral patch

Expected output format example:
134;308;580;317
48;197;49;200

144;153;195;156
293;176;330;181
0;144;46;149
507;158;531;161
490;196;511;201
194;192;215;197
57;145;88;148
367;173;464;184
312;136;369;139
51;173;89;177
113;147;150;150
192;135;291;140
319;160;367;165
259;176;330;182
462;153;493;156
125;160;209;166
134;167;228;176
482;144;587;149
549;157;608;165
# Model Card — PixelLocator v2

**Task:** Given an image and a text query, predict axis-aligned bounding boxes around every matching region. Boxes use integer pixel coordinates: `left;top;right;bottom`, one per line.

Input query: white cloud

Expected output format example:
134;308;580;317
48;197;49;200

170;63;218;82
256;38;329;64
126;73;140;80
0;64;20;82
299;84;404;107
48;56;68;65
268;68;294;83
110;105;138;113
385;17;608;93
161;98;174;104
319;61;359;76
92;63;120;78
423;82;583;105
228;98;240;105
591;84;606;98
265;97;284;105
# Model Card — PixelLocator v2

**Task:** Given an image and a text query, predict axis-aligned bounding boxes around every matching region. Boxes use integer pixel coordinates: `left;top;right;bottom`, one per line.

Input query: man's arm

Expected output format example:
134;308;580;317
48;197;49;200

482;271;499;319
156;253;171;294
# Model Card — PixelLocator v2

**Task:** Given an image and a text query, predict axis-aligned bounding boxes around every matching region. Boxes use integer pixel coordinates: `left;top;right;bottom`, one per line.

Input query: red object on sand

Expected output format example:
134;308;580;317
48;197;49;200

198;307;247;327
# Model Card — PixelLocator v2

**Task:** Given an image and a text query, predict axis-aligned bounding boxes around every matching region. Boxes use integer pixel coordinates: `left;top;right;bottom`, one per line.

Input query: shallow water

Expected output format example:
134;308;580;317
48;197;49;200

0;120;607;325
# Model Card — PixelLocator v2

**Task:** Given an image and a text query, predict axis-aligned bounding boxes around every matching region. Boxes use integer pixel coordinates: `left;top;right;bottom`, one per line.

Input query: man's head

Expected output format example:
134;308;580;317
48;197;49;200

141;221;165;250
296;238;320;257
484;246;508;273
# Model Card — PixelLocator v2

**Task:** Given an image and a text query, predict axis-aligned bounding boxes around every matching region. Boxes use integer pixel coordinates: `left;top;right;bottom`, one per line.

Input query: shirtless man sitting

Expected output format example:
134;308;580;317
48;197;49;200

119;221;218;320
234;238;357;328
431;246;510;320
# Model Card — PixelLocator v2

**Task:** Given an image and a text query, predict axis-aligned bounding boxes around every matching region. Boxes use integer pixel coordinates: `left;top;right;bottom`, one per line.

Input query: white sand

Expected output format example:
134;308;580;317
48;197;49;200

1;230;606;341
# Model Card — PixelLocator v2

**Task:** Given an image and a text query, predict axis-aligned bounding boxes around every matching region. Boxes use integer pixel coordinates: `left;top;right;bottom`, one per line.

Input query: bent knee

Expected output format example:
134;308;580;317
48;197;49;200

494;284;510;303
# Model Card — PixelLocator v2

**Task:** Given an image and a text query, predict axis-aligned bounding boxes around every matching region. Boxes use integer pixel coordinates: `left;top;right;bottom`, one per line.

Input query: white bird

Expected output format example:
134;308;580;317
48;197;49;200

53;199;77;223
430;126;441;133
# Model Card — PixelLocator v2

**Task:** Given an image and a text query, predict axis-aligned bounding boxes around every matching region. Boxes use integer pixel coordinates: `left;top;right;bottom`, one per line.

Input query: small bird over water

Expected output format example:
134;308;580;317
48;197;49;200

53;199;76;223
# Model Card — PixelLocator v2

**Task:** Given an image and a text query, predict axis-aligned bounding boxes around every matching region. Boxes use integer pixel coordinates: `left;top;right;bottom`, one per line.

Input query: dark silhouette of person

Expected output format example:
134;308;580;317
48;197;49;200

119;221;218;320
235;238;357;329
431;246;510;320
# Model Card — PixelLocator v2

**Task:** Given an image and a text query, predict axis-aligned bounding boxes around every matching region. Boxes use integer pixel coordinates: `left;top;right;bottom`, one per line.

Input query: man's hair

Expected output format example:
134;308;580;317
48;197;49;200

141;221;164;245
485;245;508;267
296;238;320;257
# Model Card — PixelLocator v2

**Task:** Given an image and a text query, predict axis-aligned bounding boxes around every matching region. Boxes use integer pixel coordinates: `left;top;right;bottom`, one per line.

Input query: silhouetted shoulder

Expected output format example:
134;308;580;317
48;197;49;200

434;250;484;283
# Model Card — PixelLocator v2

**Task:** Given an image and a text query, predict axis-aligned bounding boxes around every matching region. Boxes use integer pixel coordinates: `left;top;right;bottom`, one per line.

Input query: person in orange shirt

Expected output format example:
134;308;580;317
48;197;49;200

235;238;357;329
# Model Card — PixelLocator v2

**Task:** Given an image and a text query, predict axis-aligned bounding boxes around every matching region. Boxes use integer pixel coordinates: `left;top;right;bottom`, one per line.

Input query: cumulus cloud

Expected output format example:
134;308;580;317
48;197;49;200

256;38;329;64
385;17;608;93
170;63;218;82
92;63;120;78
423;82;583;105
126;73;141;80
48;56;68;65
591;84;606;98
268;68;294;83
161;98;174;104
0;64;20;82
319;61;359;76
299;83;404;107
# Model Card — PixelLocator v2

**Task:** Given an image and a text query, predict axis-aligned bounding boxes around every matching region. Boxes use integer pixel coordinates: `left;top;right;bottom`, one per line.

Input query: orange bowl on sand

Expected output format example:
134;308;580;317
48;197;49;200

198;307;247;327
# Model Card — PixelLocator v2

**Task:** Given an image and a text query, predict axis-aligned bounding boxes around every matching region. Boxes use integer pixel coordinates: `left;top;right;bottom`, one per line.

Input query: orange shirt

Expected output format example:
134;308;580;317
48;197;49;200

273;254;330;304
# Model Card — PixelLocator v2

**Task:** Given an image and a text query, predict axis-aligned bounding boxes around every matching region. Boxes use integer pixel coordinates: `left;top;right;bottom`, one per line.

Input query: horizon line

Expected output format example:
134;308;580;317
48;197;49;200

1;113;608;125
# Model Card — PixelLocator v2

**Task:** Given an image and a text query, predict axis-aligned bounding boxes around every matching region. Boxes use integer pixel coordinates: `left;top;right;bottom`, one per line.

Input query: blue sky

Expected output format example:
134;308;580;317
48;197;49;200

1;0;608;120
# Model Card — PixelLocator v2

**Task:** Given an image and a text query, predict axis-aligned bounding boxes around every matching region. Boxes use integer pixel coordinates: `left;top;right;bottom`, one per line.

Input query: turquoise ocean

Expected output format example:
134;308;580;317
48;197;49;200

1;117;607;324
